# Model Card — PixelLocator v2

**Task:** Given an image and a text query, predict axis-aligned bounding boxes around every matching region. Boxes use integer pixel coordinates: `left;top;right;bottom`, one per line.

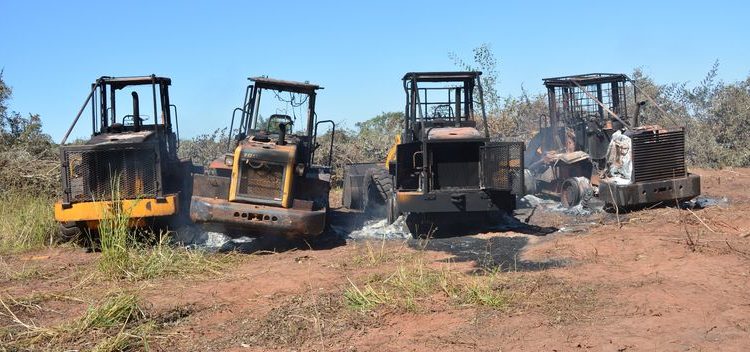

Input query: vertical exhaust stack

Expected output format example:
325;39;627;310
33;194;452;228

633;101;646;127
277;123;287;145
131;91;141;132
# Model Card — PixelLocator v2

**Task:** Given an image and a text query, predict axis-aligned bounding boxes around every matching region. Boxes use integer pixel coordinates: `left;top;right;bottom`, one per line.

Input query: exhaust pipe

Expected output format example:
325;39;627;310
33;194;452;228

132;91;141;132
277;122;287;145
634;101;646;127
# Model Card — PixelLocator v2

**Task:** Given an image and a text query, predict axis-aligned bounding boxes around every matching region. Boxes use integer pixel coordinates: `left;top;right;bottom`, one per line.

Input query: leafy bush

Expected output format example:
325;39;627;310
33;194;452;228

177;127;231;167
0;72;59;195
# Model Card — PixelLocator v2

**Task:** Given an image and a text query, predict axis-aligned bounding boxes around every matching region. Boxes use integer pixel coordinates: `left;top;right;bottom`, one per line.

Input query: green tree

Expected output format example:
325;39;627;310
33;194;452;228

0;71;59;194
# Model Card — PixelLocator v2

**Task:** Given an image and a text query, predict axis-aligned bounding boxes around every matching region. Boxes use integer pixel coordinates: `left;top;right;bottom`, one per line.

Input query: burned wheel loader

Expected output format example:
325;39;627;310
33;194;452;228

190;77;335;238
343;72;525;237
525;73;700;209
55;75;192;238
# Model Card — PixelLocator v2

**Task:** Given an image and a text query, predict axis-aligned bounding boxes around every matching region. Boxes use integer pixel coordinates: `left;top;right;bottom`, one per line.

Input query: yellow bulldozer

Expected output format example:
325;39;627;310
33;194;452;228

343;71;525;237
55;75;192;239
190;77;335;238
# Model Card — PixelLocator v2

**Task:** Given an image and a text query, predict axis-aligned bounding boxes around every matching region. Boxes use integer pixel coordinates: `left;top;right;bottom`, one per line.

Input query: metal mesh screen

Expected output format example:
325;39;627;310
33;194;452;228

551;81;627;125
482;142;525;194
631;129;686;182
430;142;481;190
237;162;285;202
62;145;159;202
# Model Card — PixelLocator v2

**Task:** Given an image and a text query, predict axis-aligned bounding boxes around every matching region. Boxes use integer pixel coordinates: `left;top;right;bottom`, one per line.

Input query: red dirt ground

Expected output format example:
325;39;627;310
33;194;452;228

1;168;749;351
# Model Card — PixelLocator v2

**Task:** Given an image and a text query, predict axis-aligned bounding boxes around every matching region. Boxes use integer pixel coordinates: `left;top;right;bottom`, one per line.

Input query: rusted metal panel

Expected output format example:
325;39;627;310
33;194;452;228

192;174;230;200
427;127;483;140
60;141;160;204
396;190;514;213
190;196;326;238
628;128;686;182
481;141;525;195
598;174;701;207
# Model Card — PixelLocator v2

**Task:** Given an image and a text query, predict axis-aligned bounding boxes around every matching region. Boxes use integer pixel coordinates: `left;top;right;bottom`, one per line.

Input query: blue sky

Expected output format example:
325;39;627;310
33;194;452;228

1;0;748;142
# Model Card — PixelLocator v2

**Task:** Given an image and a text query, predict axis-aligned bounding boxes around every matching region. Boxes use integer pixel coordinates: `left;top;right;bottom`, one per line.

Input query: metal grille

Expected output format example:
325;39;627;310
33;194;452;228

430;142;480;190
631;129;686;182
62;145;159;202
551;81;627;125
237;162;285;202
482;142;525;194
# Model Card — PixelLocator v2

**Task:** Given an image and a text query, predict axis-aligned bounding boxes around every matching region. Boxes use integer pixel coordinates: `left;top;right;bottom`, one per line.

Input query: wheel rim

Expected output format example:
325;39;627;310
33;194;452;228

561;179;581;207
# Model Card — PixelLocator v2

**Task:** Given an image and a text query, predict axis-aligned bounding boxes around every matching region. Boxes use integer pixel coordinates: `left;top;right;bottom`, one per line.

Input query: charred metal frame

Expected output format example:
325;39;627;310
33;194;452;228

191;77;333;238
59;141;162;205
542;73;634;159
535;73;701;208
392;72;522;214
59;75;180;207
231;77;333;167
401;72;490;193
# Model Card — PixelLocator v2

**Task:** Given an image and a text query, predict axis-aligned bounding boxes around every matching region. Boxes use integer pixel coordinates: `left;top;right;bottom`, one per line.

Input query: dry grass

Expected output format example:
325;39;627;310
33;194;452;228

240;293;364;349
351;238;412;267
98;230;231;282
344;255;598;323
0;291;157;351
96;181;234;281
0;192;57;254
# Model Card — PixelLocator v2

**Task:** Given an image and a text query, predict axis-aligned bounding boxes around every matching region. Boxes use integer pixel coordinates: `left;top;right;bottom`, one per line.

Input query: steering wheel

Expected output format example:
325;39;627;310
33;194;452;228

267;114;293;131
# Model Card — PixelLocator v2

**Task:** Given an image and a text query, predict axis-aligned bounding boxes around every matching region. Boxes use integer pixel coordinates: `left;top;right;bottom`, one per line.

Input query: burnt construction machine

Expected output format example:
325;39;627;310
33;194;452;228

55;75;191;238
190;77;335;238
525;73;700;209
343;72;525;236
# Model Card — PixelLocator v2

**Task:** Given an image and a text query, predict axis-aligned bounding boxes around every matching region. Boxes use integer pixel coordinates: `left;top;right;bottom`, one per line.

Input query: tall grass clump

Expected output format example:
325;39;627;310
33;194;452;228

97;177;229;281
0;291;156;351
0;192;56;253
97;189;133;277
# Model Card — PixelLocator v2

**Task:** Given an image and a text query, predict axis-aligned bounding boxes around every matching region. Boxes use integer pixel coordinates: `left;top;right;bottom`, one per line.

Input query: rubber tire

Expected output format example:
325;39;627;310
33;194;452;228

57;222;83;244
386;192;401;224
365;167;393;217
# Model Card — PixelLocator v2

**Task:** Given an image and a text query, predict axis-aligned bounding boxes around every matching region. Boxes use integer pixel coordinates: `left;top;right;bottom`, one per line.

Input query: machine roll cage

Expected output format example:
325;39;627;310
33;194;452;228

402;71;490;142
228;77;335;167
61;75;178;145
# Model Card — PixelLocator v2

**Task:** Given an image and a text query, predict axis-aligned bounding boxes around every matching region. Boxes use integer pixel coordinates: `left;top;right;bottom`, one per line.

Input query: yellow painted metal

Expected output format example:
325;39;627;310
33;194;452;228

396;191;422;202
228;143;296;208
54;195;178;222
281;147;295;208
228;144;243;202
384;134;401;170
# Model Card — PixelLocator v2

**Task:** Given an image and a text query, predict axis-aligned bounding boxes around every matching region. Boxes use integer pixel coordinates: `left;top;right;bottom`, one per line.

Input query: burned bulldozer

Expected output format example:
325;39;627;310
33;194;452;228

55;75;192;238
525;73;700;208
344;71;525;236
190;77;335;238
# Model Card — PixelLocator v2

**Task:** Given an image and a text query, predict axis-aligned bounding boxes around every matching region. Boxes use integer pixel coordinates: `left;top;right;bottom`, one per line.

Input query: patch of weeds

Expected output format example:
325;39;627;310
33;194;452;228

0;265;47;282
96;179;234;281
353;238;389;266
0;192;56;254
344;278;389;311
345;258;456;312
459;278;510;309
344;259;598;324
0;291;159;351
351;238;412;267
239;293;371;350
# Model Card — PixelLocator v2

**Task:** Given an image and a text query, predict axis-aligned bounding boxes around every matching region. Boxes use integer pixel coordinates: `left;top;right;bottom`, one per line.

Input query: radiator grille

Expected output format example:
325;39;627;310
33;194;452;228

62;145;159;202
237;162;285;202
482;142;525;194
430;143;481;190
631;129;686;182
